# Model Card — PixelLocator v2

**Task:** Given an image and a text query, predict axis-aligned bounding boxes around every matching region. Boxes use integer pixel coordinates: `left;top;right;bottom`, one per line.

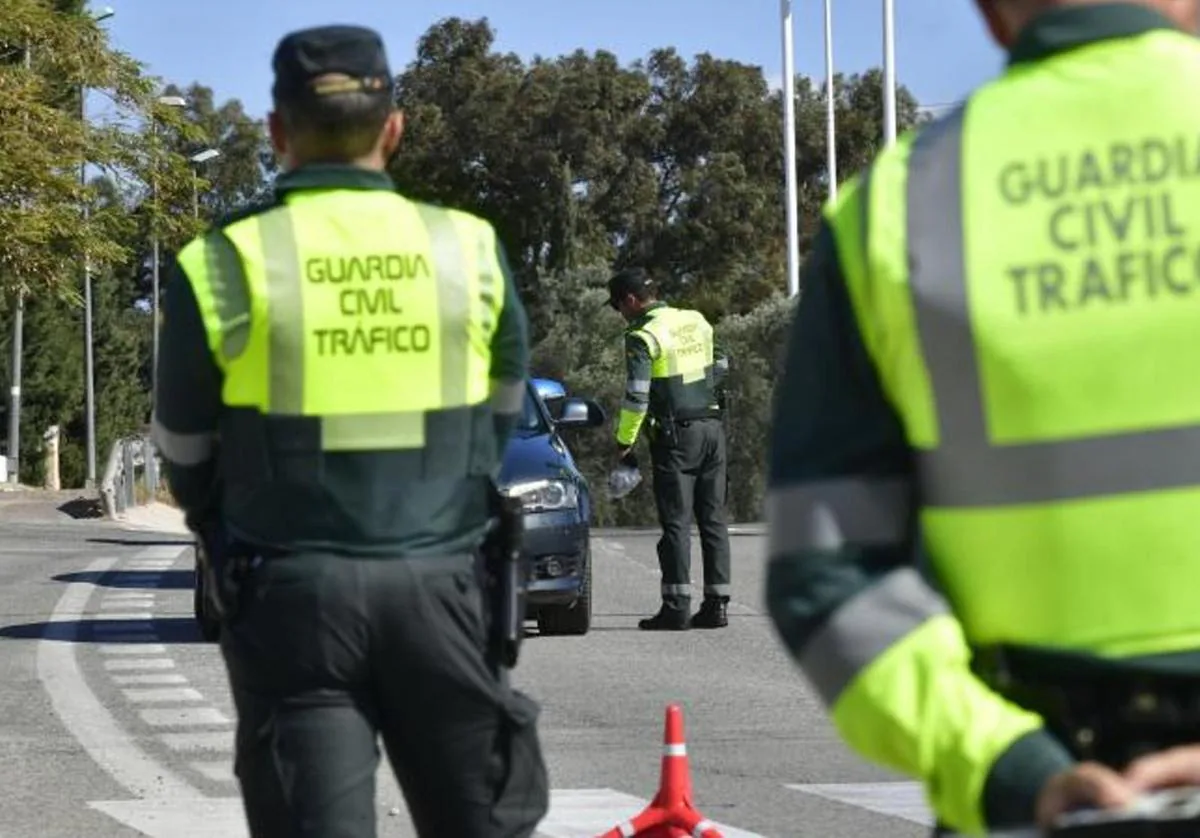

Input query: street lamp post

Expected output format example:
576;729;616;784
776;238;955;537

80;5;115;490
7;43;33;484
149;95;186;396
779;0;800;299
189;148;220;219
823;0;838;201
883;0;897;145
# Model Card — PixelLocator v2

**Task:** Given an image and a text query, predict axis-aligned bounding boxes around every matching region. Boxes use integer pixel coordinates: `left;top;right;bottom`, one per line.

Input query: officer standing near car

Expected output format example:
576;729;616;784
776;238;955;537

151;24;549;838
607;268;733;631
764;1;1200;835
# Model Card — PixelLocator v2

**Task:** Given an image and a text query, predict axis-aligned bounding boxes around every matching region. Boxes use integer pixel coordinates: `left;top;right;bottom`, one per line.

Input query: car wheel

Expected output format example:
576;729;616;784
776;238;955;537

193;543;221;643
537;544;592;636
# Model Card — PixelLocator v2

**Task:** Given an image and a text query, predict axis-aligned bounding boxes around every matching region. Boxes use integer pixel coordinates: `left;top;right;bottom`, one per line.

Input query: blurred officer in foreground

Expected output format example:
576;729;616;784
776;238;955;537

764;1;1200;835
607;268;733;631
151;24;548;837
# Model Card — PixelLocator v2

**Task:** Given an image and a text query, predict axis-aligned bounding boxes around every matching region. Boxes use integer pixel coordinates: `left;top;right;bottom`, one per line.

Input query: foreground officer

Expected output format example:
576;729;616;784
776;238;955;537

151;24;548;838
764;1;1200;835
607;268;733;631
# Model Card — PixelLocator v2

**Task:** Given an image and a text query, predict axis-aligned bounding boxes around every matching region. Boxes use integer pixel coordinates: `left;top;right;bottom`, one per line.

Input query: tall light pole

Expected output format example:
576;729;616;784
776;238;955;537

80;4;115;490
779;0;800;298
150;95;186;397
883;0;897;145
823;0;838;200
189;148;220;218
7;43;32;483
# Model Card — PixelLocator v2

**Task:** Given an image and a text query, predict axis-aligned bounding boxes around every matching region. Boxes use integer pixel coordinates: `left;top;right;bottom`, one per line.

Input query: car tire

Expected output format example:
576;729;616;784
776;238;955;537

537;544;592;636
193;543;221;643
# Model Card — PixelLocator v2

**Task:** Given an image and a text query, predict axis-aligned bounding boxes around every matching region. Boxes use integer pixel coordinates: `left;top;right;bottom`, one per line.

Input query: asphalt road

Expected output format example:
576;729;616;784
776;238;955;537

0;495;933;838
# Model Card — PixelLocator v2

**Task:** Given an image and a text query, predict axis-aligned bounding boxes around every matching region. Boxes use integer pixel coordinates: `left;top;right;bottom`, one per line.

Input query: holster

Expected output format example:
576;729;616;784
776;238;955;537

194;519;257;623
972;644;1200;770
480;482;529;671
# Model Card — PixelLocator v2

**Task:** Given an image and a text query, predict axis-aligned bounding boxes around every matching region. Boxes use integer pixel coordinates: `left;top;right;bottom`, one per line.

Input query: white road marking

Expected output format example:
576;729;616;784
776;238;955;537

36;556;196;798
100;599;154;609
140;707;231;727
124;687;205;703
785;781;933;825
536;789;766;838
128;561;175;569
104;657;175;671
98;643;169;657
161;732;234;752
89;799;249;838
112;673;188;686
128;546;188;561
191;761;235;783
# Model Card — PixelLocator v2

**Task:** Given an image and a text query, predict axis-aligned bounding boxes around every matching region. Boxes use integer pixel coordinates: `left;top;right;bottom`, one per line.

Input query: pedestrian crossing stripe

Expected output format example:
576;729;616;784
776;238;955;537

785;781;933;825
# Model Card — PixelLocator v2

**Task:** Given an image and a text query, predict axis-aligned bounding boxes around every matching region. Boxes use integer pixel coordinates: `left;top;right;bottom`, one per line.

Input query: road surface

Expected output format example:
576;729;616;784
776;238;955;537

0;495;932;837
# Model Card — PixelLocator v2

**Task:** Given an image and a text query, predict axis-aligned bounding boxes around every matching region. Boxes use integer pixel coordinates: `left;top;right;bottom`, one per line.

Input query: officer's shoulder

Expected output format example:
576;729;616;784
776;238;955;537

210;197;280;233
408;197;498;237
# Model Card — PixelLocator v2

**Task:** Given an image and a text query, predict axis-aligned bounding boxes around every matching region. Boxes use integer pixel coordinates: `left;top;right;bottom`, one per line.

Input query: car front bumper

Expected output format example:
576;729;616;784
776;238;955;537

520;508;589;606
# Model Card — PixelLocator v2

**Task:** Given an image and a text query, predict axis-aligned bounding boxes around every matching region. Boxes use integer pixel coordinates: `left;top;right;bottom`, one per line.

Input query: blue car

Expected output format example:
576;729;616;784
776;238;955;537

193;377;607;641
498;378;606;636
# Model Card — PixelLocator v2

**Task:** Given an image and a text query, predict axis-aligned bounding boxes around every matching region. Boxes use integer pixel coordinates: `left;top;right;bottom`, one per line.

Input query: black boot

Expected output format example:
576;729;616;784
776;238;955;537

638;605;691;631
690;598;728;629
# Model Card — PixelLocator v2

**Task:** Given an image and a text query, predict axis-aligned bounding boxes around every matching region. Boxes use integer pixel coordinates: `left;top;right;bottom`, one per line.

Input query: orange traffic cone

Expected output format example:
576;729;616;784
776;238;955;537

595;703;723;838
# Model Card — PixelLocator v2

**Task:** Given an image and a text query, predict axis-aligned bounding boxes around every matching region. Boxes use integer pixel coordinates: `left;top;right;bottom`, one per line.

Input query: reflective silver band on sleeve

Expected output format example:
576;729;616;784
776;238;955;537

798;566;948;706
905;105;1200;507
766;477;911;555
150;416;216;467
489;377;524;414
628;378;651;395
621;399;649;414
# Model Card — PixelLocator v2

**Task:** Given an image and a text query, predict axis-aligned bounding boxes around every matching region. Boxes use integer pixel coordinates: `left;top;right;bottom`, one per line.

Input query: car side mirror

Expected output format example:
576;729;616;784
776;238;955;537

556;397;606;430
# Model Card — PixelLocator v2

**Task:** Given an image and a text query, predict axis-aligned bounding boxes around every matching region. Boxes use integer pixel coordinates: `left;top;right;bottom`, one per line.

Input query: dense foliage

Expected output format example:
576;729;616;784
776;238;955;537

0;9;923;524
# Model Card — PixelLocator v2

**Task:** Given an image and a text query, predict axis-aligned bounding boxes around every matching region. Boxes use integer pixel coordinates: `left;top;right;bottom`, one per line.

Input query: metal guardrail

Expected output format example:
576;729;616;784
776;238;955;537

98;433;161;519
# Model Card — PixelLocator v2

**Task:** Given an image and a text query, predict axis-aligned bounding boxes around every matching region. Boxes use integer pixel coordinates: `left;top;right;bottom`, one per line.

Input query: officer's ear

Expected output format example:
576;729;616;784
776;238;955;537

973;0;1019;48
381;109;404;160
266;110;290;166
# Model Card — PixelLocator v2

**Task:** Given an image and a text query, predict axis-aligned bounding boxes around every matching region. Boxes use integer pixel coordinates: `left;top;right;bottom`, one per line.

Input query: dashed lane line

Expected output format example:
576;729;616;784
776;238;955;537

112;673;189;686
36;556;197;799
103;657;176;671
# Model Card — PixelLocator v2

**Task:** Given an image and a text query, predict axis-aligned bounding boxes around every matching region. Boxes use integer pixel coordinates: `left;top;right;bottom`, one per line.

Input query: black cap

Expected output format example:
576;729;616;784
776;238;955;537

605;267;654;309
271;25;394;104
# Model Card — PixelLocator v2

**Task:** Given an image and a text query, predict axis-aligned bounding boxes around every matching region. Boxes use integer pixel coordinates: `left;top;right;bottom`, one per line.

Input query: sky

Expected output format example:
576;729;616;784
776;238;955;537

89;0;1009;121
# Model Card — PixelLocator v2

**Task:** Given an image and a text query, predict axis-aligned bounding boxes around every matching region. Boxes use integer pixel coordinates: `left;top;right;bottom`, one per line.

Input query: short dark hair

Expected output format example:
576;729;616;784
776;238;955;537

607;267;656;307
275;81;393;161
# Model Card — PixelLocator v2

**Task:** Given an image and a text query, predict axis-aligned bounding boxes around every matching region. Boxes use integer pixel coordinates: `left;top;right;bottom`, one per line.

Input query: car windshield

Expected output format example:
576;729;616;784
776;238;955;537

515;384;549;433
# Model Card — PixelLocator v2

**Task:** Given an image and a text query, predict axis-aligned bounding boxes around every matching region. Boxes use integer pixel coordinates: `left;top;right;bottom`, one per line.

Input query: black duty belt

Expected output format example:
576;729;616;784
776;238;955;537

971;645;1200;769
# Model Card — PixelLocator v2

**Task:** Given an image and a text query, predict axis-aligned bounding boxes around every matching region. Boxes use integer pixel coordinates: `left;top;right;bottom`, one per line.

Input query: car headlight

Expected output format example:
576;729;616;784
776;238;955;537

502;479;579;512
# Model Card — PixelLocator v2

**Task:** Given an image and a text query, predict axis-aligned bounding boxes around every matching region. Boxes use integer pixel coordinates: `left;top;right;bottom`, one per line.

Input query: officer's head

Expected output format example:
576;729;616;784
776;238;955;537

267;24;404;172
606;267;657;322
973;0;1199;46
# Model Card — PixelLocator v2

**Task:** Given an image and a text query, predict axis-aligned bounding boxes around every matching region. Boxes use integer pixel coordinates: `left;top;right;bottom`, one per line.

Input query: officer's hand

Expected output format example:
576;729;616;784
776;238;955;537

1123;745;1200;791
1035;763;1137;827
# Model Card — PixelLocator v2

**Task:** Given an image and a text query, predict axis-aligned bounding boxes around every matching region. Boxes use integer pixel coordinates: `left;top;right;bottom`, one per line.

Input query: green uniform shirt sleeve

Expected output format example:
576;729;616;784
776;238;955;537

151;254;222;529
489;236;529;450
764;218;1071;833
615;331;653;447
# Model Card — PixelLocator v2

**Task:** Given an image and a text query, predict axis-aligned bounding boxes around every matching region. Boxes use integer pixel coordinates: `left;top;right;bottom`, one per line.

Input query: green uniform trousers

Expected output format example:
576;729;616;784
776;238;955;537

650;416;733;613
217;550;549;838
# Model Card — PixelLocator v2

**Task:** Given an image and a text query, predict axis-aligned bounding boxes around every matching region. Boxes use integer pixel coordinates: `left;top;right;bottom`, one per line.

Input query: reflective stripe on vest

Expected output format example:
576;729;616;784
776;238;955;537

904;107;1200;508
177;193;503;451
